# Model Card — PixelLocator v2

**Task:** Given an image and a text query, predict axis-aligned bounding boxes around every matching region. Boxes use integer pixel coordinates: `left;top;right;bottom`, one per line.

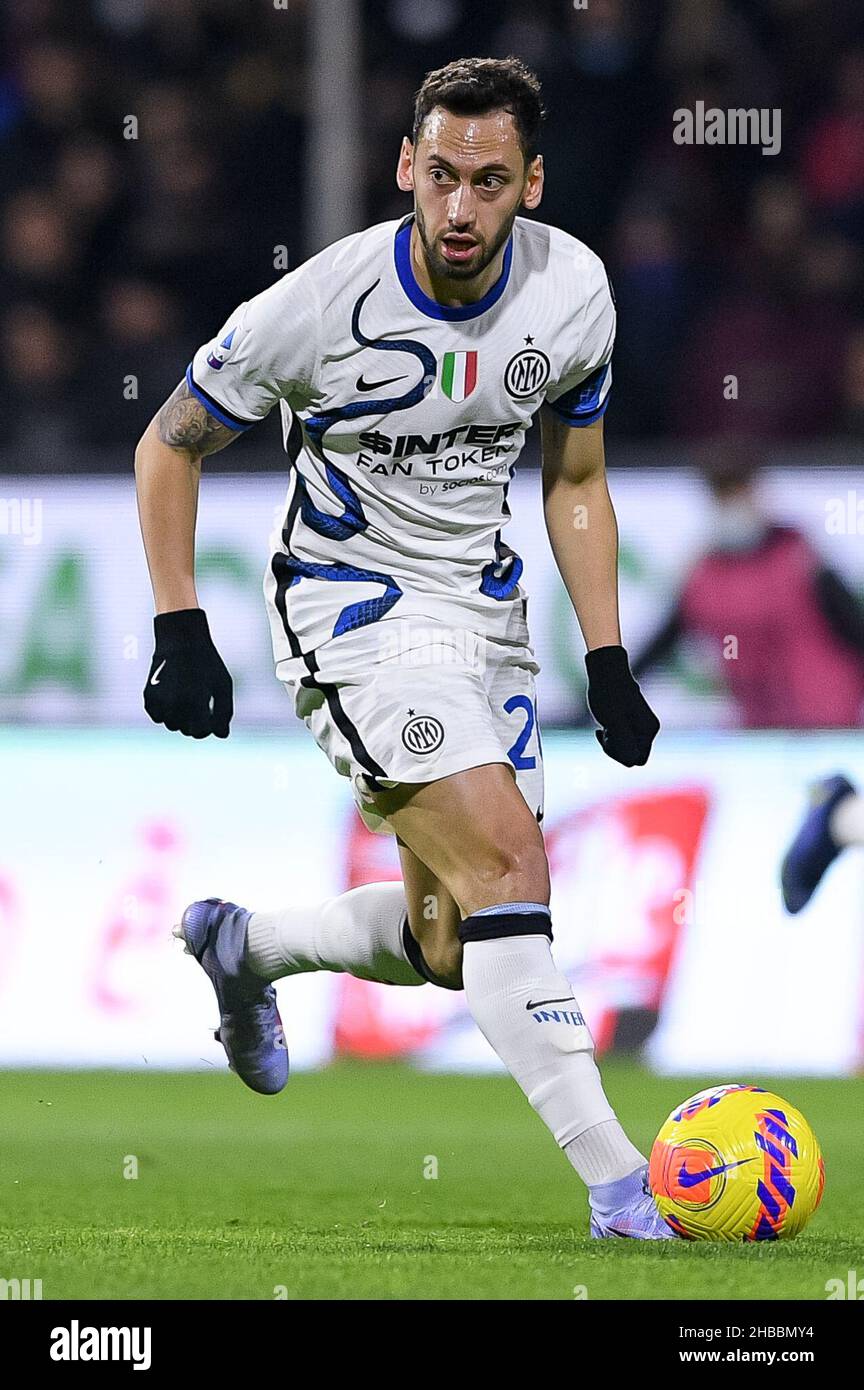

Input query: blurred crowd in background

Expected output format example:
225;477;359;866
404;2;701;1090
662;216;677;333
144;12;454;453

1;0;864;467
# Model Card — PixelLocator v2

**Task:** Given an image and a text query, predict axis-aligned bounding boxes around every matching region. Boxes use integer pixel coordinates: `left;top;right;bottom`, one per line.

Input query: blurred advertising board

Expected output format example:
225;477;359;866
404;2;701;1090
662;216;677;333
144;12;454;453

0;470;862;727
1;729;862;1075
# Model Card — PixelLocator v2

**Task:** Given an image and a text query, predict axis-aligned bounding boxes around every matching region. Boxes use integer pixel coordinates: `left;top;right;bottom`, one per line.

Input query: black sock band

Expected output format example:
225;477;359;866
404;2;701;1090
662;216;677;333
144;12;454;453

401;918;462;991
458;910;553;945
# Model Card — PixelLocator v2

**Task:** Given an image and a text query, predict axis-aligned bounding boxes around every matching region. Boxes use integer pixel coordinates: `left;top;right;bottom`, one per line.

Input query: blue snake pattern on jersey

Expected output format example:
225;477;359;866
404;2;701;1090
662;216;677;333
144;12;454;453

293;280;436;543
304;279;437;449
278;280;436;635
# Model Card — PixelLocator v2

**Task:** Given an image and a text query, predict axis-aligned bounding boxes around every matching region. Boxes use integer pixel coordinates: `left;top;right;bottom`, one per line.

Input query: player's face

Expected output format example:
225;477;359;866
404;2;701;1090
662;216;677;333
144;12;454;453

397;108;543;284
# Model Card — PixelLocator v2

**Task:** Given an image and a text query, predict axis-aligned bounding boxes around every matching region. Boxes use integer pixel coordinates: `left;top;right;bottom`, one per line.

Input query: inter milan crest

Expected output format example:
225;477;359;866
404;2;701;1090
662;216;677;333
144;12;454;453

401;715;445;754
440;350;478;402
505;345;550;399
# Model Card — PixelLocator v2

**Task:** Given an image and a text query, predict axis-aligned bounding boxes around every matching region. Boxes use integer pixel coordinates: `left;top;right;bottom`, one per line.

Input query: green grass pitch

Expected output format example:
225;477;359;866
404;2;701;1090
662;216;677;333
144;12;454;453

1;1060;861;1300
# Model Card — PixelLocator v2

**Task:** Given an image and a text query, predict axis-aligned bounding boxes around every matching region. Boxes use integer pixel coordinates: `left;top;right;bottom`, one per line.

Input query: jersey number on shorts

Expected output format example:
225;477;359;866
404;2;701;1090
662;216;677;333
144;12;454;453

503;695;540;770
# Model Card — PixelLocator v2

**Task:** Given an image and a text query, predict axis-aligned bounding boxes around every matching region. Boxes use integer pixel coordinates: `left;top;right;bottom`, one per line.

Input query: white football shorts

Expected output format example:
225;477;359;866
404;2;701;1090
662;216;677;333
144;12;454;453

279;604;544;833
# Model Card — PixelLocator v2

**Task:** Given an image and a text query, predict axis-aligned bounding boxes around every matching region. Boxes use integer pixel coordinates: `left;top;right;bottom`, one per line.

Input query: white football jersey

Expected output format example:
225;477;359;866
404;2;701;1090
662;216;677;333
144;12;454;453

189;214;615;670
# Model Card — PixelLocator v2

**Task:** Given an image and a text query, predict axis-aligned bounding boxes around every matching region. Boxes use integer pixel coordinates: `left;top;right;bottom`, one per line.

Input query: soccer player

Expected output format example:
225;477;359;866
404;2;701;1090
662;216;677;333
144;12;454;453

135;58;667;1238
782;774;863;913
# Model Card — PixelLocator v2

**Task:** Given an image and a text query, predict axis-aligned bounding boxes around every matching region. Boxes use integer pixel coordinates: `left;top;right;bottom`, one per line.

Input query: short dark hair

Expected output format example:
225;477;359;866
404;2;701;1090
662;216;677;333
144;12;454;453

412;57;545;162
696;436;763;496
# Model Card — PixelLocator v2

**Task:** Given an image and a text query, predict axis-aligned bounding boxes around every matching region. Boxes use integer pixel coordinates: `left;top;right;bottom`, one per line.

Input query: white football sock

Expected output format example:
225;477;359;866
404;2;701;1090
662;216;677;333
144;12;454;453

565;1119;646;1186
460;918;644;1185
246;882;426;987
830;792;864;848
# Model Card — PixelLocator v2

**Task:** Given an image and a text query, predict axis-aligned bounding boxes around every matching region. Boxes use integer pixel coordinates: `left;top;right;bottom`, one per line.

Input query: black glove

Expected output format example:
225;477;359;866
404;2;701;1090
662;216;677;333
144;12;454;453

585;645;659;767
144;608;233;739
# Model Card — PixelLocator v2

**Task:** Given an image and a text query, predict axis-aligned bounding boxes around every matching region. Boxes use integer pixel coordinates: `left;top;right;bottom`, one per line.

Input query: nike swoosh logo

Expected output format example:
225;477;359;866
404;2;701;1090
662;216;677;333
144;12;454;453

355;373;406;393
150;660;167;686
526;995;577;1011
678;1159;755;1188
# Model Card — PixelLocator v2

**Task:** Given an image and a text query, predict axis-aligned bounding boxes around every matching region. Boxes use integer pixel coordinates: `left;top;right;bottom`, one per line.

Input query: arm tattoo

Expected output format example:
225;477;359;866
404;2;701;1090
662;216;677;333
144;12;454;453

157;379;237;458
